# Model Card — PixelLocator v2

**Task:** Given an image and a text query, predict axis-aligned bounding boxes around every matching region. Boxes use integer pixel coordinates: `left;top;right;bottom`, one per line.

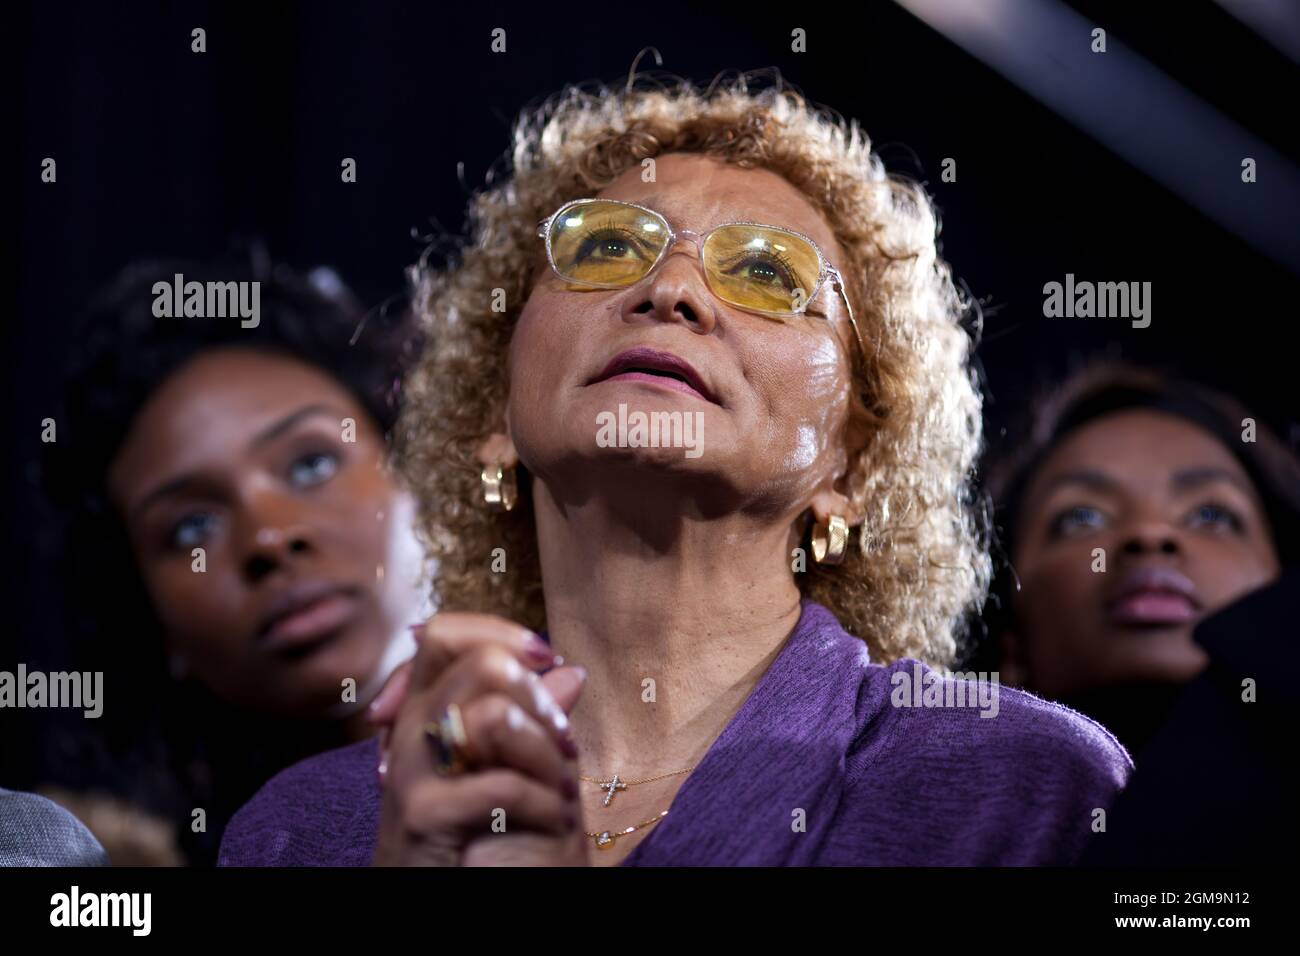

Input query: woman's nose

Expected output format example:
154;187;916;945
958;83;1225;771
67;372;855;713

1118;520;1181;558
238;504;318;582
629;247;717;335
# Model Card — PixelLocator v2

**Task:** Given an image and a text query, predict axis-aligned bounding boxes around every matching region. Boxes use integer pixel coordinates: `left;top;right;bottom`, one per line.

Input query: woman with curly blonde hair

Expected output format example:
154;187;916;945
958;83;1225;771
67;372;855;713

220;69;1130;867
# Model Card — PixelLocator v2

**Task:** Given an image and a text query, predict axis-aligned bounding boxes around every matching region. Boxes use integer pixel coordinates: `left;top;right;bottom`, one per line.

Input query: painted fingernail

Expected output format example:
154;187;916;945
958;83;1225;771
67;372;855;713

550;704;570;733
560;733;579;759
524;633;552;661
564;813;578;830
562;778;579;800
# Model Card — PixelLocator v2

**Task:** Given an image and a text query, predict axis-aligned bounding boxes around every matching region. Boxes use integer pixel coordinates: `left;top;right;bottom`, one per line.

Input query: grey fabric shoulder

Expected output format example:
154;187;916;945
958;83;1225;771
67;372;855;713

0;787;109;867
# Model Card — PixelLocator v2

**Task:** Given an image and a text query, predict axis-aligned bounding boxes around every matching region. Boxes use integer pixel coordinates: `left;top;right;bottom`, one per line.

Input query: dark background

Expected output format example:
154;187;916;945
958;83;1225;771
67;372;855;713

8;0;1298;785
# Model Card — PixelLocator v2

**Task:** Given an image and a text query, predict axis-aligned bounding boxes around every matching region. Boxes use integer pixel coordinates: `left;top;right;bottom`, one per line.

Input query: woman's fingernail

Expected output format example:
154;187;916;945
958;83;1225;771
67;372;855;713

560;733;579;759
524;637;553;665
562;778;579;800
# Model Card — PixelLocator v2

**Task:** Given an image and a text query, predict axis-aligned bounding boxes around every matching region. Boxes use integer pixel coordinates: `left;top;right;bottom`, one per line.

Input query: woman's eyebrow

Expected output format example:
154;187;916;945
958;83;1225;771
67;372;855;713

1036;468;1117;497
1170;466;1253;495
131;405;347;518
132;474;205;518
249;404;347;450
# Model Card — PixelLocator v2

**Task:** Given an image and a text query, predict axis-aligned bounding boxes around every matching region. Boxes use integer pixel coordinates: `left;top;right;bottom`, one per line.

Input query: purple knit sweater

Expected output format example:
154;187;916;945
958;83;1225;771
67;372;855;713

219;600;1131;866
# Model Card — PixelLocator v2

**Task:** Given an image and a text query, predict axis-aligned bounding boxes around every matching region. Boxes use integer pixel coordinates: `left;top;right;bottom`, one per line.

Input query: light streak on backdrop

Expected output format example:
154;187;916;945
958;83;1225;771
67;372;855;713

895;0;1300;276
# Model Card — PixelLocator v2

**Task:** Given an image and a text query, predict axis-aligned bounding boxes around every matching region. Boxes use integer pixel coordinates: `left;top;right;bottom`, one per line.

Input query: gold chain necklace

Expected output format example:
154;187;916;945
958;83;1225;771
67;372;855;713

577;766;694;849
577;761;698;848
578;766;695;806
585;810;669;849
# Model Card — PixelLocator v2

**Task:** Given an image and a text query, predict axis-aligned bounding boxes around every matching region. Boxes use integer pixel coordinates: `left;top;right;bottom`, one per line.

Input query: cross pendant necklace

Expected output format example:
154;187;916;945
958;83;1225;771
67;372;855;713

579;765;696;806
579;766;696;849
597;774;628;806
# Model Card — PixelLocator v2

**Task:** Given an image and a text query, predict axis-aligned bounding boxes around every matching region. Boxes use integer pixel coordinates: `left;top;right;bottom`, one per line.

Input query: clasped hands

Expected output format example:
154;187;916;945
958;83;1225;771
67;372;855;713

369;613;590;866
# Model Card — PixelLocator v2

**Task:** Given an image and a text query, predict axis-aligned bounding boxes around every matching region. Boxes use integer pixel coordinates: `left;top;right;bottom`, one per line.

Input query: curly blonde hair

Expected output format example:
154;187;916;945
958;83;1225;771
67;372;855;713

397;68;989;668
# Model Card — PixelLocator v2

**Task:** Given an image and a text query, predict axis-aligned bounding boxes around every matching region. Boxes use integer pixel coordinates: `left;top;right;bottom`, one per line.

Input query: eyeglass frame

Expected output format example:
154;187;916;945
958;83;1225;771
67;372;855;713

535;197;865;364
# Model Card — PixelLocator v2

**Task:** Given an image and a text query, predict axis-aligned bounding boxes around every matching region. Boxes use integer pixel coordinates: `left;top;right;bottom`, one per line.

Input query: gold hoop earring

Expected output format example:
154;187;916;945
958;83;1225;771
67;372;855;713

811;515;848;565
481;464;518;512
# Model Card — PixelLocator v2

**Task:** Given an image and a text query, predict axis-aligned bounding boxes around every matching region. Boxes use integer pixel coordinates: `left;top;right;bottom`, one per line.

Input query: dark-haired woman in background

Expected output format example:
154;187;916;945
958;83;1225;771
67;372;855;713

34;250;430;864
980;362;1300;864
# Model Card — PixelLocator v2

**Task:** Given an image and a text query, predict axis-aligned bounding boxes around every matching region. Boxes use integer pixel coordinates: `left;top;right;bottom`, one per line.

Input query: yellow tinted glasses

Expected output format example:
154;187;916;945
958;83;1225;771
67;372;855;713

536;198;863;360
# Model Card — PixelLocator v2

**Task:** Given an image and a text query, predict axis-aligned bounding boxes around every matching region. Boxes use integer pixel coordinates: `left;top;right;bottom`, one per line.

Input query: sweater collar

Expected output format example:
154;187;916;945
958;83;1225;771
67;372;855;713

618;599;872;866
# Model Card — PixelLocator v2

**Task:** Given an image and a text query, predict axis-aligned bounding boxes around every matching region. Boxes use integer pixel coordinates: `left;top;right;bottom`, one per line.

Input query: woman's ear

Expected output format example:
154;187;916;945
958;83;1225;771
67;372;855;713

475;432;518;469
808;486;865;528
809;418;871;528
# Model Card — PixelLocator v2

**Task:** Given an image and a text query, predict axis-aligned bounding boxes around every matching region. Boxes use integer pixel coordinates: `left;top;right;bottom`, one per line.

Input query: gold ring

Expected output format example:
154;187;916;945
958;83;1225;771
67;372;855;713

423;702;471;776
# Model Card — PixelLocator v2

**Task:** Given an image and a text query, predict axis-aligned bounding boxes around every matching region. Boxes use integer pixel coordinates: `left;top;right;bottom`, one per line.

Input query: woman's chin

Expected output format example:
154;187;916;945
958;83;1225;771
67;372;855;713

1102;631;1211;685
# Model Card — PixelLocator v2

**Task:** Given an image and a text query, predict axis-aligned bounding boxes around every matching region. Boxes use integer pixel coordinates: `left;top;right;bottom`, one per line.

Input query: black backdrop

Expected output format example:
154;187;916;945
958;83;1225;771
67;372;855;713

9;0;1298;787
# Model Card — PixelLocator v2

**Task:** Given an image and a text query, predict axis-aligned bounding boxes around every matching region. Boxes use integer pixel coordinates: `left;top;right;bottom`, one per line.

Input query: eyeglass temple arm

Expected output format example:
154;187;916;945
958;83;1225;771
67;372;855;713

829;270;866;364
